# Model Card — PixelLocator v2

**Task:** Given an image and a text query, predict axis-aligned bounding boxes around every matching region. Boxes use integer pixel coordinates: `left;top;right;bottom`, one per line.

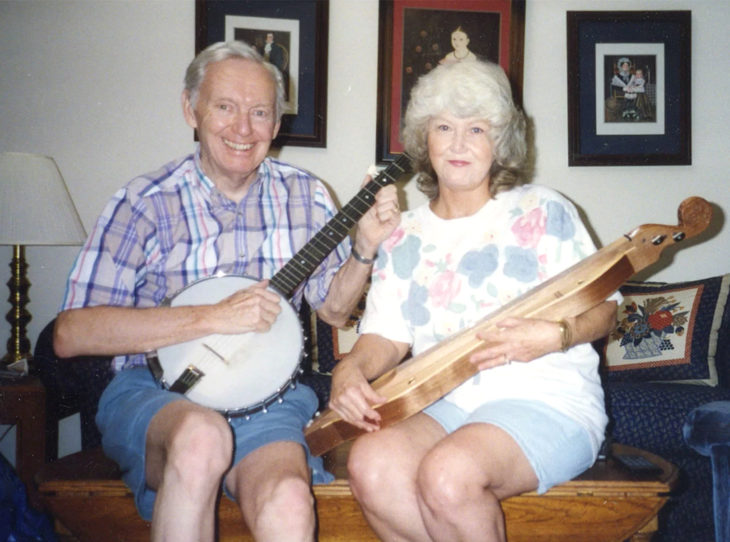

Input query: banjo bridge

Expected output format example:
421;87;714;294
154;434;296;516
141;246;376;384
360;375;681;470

169;365;205;394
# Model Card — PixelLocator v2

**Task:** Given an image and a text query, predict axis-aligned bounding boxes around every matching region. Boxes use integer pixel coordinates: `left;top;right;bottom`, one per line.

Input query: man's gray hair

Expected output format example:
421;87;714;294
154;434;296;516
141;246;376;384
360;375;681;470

184;40;286;120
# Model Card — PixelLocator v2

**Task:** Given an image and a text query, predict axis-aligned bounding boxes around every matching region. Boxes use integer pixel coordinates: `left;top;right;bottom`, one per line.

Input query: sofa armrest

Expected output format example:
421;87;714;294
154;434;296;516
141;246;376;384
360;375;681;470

31;319;113;461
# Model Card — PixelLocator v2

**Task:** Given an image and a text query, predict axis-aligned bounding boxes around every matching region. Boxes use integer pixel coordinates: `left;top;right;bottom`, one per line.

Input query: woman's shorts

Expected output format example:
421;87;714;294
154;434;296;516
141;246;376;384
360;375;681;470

424;398;596;494
96;367;333;521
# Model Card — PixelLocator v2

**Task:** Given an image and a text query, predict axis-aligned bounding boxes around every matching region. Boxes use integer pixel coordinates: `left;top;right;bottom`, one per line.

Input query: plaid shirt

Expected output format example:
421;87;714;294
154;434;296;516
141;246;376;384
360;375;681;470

61;149;349;371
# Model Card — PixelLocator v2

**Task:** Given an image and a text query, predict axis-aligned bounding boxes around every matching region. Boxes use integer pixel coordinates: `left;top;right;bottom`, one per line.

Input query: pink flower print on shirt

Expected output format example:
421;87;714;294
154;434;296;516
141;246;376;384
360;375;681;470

383;227;405;252
511;207;546;248
429;269;461;308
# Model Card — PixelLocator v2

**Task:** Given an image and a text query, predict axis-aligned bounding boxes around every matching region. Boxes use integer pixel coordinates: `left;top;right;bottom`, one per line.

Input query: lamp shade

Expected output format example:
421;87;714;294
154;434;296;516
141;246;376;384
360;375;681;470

0;152;87;246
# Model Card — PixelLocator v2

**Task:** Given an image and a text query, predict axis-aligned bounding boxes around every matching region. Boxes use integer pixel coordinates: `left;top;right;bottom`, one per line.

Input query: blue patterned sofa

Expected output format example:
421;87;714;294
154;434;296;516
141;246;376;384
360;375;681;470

598;273;730;542
32;274;729;541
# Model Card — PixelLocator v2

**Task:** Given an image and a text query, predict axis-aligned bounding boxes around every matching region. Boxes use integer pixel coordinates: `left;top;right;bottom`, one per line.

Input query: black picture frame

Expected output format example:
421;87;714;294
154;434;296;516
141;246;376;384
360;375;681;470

567;11;691;166
196;0;328;148
376;0;525;164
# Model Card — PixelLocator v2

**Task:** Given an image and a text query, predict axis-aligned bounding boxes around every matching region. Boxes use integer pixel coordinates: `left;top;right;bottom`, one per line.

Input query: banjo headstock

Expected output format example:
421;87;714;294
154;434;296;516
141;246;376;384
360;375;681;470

623;197;712;272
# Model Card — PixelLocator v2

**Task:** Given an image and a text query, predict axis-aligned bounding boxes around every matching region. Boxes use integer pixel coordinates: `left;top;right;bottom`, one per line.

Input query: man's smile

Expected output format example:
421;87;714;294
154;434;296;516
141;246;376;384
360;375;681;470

223;139;254;151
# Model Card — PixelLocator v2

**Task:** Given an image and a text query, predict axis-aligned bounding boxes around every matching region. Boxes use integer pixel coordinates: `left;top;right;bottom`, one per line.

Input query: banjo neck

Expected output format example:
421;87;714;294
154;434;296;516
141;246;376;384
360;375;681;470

304;197;714;456
269;153;412;297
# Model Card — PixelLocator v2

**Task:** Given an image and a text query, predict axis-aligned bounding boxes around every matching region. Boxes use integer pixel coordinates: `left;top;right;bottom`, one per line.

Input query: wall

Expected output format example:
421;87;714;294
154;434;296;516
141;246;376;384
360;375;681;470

1;0;728;453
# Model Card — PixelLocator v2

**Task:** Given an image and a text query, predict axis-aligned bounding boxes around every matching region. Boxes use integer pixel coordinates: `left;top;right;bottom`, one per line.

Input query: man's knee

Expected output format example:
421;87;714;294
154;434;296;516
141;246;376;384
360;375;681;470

164;408;233;477
249;474;315;538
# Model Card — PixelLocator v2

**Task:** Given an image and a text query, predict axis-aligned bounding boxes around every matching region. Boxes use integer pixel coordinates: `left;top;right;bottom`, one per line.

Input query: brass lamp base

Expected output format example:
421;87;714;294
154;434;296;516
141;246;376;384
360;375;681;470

2;244;33;367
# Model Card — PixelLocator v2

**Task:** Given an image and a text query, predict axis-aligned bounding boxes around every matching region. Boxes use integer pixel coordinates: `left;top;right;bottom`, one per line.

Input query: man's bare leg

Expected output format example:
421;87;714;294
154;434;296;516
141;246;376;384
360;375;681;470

226;441;315;542
146;401;234;542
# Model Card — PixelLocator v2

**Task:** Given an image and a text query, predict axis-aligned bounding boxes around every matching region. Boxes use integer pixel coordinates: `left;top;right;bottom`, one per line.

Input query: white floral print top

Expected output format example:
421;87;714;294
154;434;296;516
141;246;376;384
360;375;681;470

360;184;618;454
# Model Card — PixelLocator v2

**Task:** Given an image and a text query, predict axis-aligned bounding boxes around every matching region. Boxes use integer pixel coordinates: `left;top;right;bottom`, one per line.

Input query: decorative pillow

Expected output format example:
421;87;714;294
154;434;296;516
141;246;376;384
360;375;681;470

602;274;730;385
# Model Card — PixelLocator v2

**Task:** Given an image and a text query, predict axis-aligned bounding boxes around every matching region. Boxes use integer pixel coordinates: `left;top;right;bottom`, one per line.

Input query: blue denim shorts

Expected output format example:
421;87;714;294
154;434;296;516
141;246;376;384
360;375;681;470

423;398;596;494
96;367;333;521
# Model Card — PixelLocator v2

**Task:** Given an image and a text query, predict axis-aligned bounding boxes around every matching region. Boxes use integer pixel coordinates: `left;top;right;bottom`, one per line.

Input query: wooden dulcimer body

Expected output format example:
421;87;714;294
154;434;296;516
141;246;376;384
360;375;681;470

305;197;713;457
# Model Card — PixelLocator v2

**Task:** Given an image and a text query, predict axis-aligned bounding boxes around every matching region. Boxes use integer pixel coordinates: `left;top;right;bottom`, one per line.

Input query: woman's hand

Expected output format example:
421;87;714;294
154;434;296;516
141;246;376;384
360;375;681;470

469;300;617;371
469;317;564;371
329;361;388;432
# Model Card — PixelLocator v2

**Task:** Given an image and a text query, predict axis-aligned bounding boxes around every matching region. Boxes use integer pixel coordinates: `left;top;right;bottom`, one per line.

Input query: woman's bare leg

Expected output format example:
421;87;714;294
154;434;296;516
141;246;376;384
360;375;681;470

347;413;446;541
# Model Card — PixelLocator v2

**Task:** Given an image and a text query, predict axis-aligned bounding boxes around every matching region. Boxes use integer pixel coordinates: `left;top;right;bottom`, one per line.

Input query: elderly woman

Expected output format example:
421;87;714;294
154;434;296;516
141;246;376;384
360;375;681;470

328;60;619;542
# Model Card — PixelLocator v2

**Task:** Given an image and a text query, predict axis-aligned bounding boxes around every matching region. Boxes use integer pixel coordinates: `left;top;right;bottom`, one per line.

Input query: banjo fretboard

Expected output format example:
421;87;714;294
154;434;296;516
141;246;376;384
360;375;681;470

270;152;412;297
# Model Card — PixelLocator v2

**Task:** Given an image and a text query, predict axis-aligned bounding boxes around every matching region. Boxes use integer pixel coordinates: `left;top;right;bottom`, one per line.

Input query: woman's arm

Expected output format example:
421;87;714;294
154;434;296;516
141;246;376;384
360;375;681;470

328;333;410;431
470;299;618;370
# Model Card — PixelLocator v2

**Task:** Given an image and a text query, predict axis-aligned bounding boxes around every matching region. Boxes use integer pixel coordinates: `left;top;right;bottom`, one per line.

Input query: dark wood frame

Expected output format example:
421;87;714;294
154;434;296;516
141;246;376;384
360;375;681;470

567;11;691;166
376;0;525;164
196;0;329;148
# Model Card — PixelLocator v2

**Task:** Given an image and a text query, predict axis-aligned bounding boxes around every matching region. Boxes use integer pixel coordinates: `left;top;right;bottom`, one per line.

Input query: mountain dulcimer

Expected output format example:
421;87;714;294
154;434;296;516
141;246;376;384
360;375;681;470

305;197;713;457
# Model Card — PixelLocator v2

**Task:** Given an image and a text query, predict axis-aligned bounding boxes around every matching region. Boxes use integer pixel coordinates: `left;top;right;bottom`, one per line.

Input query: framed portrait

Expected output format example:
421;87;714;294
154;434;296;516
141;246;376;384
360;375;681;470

567;11;691;166
196;0;328;148
376;0;526;163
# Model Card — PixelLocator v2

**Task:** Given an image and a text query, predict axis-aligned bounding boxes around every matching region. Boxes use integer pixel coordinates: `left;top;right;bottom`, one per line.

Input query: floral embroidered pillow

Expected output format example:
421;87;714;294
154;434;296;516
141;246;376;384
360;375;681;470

602;274;730;385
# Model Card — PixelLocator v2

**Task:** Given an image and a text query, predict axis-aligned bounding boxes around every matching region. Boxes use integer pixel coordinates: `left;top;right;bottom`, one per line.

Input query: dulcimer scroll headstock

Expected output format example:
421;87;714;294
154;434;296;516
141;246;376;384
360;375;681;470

620;196;712;274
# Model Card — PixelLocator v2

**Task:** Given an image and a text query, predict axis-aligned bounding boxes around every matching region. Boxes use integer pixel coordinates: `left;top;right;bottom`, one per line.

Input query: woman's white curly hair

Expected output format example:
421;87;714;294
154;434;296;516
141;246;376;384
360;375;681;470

402;60;528;200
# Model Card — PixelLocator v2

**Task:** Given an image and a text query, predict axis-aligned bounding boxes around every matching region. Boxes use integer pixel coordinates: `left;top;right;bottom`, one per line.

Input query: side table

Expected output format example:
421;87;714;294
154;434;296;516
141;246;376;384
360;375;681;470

0;375;46;499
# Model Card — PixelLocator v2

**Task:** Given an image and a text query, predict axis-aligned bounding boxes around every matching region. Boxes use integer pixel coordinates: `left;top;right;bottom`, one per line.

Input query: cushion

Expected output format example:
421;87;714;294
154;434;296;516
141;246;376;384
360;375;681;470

602;274;730;385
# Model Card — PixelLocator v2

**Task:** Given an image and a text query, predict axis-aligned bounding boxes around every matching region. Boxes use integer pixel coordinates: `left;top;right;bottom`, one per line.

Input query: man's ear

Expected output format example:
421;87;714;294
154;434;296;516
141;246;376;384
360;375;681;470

181;90;198;129
273;119;281;140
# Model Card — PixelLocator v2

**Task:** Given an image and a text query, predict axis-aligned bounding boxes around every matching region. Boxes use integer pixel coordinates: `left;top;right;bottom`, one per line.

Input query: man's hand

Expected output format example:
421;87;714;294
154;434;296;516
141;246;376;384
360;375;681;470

214;280;282;334
352;178;400;260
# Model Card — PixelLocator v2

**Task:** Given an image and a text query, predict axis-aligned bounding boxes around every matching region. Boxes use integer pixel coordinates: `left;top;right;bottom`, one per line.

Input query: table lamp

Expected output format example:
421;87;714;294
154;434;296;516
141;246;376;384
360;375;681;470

0;152;87;367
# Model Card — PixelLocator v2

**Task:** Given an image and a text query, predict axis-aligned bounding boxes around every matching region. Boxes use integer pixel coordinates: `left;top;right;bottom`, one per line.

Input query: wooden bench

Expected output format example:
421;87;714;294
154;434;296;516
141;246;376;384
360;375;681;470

36;442;676;541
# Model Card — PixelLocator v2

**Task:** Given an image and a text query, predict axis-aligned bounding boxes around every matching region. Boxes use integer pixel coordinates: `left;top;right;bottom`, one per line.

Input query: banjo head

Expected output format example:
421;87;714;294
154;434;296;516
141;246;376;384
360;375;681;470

152;275;304;414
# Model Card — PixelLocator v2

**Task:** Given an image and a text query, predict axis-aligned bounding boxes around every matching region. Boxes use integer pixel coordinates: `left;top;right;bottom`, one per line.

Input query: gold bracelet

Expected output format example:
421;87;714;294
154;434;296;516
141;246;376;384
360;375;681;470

557;319;573;352
351;246;375;265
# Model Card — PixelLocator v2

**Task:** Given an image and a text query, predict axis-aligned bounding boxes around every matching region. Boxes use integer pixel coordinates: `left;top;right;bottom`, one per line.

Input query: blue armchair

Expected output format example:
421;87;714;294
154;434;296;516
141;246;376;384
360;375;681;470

684;401;730;542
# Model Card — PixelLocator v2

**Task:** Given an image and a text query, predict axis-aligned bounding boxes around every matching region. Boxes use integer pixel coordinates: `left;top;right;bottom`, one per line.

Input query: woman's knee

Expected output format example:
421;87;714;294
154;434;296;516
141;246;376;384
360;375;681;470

347;434;396;501
417;446;484;513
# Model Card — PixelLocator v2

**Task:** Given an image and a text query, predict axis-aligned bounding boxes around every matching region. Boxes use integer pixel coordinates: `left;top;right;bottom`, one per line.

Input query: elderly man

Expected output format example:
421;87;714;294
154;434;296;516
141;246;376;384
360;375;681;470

54;41;399;542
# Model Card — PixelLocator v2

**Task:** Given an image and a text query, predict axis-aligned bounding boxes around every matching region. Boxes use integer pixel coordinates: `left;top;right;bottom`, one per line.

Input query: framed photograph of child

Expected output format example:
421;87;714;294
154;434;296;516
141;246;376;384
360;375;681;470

567;11;691;166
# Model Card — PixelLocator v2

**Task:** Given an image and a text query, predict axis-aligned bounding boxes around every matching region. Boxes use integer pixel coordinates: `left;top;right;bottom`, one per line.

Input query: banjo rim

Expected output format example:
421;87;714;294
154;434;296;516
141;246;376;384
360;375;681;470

147;273;305;416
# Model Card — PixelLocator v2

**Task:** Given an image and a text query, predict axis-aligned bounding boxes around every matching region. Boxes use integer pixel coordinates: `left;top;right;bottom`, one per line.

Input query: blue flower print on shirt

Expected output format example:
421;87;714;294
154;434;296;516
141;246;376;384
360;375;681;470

503;246;538;283
401;281;430;326
374;247;389;271
457;245;499;288
392;235;422;279
545;201;575;240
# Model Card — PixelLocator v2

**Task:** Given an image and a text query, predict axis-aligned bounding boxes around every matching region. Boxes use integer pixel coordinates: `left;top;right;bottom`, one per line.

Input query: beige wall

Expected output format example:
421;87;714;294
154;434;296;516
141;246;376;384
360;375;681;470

1;0;728;356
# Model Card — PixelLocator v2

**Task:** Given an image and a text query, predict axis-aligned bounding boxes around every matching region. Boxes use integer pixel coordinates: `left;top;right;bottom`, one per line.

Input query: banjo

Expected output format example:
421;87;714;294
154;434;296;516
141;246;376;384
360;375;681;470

304;196;713;456
147;153;412;416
